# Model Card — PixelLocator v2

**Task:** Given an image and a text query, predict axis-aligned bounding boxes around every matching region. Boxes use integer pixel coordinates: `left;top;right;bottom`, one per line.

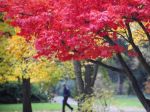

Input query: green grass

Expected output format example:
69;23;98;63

0;103;62;112
32;103;62;110
111;95;143;108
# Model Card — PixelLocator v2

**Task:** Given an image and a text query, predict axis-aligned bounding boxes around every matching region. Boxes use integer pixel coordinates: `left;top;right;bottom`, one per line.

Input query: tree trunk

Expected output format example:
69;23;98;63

84;64;93;94
117;75;124;95
83;63;96;112
73;61;99;112
127;84;134;95
73;60;84;94
22;78;32;112
91;63;99;87
117;54;150;112
73;61;84;111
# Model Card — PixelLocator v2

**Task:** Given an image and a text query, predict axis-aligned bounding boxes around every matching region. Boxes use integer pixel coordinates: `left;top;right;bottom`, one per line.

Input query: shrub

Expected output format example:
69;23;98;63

0;82;48;104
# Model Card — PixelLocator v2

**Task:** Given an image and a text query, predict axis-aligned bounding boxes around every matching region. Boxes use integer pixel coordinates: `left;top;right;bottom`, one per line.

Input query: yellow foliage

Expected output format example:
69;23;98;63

0;25;74;84
5;34;53;82
7;35;36;60
128;22;148;50
131;22;148;44
12;59;53;83
0;36;14;82
115;22;149;50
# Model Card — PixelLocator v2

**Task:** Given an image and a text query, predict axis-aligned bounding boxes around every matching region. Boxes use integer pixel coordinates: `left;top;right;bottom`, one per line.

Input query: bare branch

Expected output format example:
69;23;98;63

88;59;125;73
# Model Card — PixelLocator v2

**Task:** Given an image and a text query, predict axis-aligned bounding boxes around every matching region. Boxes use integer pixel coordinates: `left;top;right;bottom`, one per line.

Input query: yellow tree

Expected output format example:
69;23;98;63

6;34;55;112
0;13;15;83
6;33;74;112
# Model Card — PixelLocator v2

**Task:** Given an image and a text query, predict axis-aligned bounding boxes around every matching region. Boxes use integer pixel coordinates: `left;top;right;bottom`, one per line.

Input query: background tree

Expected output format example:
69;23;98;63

6;34;67;112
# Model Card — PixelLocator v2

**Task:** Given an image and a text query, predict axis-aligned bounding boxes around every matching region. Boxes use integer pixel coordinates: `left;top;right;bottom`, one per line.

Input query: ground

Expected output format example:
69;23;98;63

0;95;146;112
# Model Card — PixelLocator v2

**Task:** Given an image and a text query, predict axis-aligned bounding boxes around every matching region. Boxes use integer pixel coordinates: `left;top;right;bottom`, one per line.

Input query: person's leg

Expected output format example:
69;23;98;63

62;97;67;112
65;97;73;110
66;103;73;110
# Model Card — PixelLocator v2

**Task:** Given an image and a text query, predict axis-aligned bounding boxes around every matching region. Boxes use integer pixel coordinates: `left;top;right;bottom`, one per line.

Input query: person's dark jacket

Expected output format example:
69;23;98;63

63;86;71;97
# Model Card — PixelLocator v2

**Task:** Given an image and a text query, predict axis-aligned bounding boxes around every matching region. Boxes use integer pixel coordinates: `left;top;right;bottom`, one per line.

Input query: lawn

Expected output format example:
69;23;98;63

0;95;145;112
111;95;143;108
0;103;62;112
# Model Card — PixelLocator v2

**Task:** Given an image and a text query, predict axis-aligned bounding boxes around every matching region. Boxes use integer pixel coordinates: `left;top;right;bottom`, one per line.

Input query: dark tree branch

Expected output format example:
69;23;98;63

125;22;134;43
108;30;130;43
125;22;150;74
88;59;125;73
103;35;116;45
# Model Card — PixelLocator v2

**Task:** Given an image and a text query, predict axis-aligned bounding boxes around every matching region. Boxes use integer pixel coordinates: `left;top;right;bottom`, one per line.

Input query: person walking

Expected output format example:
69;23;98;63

62;84;73;112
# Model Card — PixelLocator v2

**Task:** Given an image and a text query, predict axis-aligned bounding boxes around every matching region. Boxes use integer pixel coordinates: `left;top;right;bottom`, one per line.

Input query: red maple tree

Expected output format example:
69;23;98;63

2;0;149;61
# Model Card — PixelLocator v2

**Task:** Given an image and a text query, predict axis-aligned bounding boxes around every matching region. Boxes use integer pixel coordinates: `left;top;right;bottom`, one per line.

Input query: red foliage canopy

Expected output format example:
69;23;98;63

0;0;150;61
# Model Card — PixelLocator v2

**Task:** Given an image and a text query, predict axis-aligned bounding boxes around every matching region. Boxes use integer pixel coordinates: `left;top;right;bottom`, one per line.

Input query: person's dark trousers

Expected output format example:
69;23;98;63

62;96;73;112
